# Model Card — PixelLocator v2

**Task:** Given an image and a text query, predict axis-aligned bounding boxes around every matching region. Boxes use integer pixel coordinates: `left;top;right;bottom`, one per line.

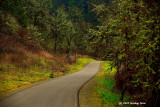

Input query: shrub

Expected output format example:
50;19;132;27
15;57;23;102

49;73;55;78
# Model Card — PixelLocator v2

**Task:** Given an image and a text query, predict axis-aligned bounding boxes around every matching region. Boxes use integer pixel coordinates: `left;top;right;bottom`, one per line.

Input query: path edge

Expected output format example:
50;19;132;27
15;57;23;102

77;61;102;107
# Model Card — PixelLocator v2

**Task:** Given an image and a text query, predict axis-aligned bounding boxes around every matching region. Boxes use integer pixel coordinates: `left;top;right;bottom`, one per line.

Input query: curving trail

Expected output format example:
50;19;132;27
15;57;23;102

0;62;101;107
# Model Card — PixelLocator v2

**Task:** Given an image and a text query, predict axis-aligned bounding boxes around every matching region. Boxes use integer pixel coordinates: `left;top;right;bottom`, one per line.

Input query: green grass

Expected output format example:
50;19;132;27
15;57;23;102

0;57;54;97
0;56;96;99
0;55;62;99
96;61;130;106
66;57;96;74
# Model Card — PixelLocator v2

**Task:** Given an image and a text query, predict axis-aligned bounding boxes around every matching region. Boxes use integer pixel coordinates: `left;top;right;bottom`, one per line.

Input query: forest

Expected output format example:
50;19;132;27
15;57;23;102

0;0;160;106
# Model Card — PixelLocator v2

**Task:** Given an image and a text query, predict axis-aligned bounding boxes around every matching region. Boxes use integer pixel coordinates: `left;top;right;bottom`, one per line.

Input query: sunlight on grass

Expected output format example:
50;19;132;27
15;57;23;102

66;58;96;74
0;56;56;99
96;61;130;106
0;56;96;99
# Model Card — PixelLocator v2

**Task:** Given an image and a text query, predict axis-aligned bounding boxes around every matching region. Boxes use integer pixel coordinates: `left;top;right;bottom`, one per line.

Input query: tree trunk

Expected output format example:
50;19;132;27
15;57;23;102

67;48;71;64
67;38;71;64
120;26;129;101
54;35;57;53
75;48;77;63
120;83;126;101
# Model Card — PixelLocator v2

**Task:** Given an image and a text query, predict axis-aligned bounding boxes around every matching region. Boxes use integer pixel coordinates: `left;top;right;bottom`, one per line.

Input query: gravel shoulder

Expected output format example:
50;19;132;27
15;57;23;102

79;64;103;107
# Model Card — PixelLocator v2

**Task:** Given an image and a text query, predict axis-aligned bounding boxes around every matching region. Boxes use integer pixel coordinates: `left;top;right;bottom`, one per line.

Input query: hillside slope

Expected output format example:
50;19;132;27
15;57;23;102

0;33;95;100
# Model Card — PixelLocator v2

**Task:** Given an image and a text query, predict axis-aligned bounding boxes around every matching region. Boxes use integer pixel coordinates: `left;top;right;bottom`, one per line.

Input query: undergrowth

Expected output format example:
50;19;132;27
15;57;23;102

96;61;130;106
0;55;95;99
0;55;56;98
67;58;96;74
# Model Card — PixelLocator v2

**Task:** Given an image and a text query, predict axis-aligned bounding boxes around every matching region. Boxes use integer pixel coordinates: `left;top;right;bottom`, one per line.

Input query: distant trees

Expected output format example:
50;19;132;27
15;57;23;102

65;21;75;63
0;0;91;63
0;0;27;35
0;0;28;27
50;7;68;53
68;6;89;62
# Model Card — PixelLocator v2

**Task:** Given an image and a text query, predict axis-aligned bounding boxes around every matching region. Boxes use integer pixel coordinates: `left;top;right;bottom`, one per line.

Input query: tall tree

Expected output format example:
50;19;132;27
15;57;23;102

50;7;68;53
90;0;160;106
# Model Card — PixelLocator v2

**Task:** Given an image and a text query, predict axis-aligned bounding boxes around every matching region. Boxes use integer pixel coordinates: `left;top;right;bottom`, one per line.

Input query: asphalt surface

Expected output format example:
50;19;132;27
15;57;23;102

0;62;101;107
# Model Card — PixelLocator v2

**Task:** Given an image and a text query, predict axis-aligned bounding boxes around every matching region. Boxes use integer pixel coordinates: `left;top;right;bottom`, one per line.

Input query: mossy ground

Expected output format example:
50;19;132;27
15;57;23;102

0;55;95;100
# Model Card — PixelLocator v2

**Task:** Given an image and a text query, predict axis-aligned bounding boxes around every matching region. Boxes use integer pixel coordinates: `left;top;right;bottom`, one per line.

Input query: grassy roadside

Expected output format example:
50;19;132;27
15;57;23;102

79;61;130;107
96;61;130;106
66;58;96;74
0;56;96;100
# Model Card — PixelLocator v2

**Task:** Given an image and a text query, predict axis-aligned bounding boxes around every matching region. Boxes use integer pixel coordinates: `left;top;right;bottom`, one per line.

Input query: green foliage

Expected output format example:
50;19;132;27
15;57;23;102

90;0;160;105
0;0;28;27
49;73;55;78
1;0;159;105
0;11;21;35
97;61;130;106
67;57;96;73
0;0;91;54
24;0;52;29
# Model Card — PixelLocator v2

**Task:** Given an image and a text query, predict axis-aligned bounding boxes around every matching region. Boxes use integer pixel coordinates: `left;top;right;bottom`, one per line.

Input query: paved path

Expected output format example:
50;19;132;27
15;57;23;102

0;62;101;107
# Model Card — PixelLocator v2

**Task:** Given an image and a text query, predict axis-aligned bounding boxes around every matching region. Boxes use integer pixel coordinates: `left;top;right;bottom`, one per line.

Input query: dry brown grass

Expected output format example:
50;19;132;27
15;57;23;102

0;33;65;65
0;32;96;100
0;32;91;65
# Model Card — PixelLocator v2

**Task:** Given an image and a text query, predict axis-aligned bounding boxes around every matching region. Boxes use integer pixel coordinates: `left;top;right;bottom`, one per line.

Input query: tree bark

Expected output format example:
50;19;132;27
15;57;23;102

54;34;58;53
120;83;126;101
75;48;77;63
67;38;71;64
